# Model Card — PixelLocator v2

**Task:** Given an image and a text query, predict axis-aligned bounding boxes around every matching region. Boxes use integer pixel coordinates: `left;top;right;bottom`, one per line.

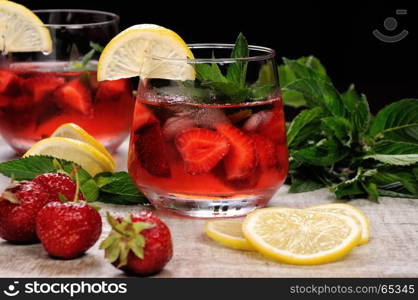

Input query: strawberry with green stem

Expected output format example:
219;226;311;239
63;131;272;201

35;167;102;259
100;211;173;276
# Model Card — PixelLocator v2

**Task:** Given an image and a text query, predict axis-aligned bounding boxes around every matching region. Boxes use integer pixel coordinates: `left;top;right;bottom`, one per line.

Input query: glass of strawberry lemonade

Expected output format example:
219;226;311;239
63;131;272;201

0;9;134;153
128;43;288;217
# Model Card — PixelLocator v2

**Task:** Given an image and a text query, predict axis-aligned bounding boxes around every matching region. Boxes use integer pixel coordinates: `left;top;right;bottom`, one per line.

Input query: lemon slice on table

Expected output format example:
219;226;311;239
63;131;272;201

0;0;52;53
205;219;254;251
24;137;115;176
97;24;195;82
306;203;371;245
51;123;115;169
242;207;361;265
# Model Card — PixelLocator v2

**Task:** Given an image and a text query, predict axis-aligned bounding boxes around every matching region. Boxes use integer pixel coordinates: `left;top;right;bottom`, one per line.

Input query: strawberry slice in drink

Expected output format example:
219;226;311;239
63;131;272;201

250;133;277;169
0;95;12;108
243;109;286;143
257;109;286;143
176;128;230;175
215;123;257;181
135;121;171;178
95;79;131;102
23;75;65;103
0;70;21;95
132;103;159;131
54;78;93;116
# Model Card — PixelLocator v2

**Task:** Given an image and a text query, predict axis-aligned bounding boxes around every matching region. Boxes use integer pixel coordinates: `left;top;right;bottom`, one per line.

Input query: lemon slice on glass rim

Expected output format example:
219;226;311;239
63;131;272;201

0;0;52;53
24;137;115;176
242;207;361;265
97;24;195;81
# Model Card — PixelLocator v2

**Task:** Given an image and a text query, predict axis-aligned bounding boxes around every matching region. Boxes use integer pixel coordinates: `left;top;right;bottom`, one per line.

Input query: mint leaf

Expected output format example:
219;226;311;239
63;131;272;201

200;81;249;103
81;49;96;68
283;57;330;83
332;168;376;199
71;42;103;71
226;33;249;86
89;41;104;53
283;78;346;117
364;154;418;166
361;182;379;202
321;116;353;147
286;107;323;147
278;64;307;108
353;94;371;133
278;56;328;108
0;155;56;180
341;84;359;114
334;181;365;199
368;99;418;143
288;169;325;193
373;140;418;155
377;190;417;198
341;85;371;134
249;84;276;101
94;172;148;205
281;90;308;108
80;178;100;202
255;62;276;86
291;139;348;166
372;168;418;196
296;56;327;74
195;64;227;82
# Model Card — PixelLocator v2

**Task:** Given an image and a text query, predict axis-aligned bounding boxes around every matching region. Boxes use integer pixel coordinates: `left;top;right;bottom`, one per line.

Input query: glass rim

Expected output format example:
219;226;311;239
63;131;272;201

148;43;276;64
32;9;120;28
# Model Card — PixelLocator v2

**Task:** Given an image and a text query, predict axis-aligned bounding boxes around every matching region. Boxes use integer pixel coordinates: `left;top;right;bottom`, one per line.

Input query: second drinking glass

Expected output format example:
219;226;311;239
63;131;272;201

0;9;135;153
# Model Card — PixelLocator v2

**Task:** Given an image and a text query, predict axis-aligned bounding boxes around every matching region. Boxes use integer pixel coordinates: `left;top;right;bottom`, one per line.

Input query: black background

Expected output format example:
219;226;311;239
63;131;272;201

18;0;417;113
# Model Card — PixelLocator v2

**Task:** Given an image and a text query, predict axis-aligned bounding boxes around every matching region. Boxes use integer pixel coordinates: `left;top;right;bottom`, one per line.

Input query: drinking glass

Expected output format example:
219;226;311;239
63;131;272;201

128;44;288;217
0;9;134;153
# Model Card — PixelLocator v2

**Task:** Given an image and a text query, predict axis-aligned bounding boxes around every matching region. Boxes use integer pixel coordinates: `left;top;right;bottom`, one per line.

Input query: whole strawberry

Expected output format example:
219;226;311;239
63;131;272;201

100;211;172;276
32;173;84;202
0;181;52;244
36;201;102;259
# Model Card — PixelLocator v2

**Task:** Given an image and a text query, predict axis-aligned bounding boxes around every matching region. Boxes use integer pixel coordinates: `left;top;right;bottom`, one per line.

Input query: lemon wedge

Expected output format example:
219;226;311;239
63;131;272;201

242;207;361;265
23;137;115;176
0;0;52;53
51;123;115;170
306;203;371;245
97;24;195;82
205;219;254;251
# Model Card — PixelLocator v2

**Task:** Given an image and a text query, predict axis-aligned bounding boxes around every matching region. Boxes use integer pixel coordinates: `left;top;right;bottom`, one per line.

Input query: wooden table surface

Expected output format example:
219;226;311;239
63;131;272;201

0;137;417;278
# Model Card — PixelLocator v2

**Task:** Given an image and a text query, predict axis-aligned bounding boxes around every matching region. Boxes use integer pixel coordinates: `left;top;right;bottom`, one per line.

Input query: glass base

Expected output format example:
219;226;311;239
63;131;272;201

141;186;276;218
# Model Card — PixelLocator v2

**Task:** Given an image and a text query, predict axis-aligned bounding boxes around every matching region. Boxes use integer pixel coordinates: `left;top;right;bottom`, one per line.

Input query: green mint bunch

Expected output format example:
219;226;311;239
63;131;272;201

281;56;418;201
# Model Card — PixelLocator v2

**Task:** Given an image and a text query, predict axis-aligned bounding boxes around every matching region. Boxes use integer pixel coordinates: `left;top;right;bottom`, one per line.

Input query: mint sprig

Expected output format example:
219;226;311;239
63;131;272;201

71;42;104;71
191;33;276;103
282;56;418;201
0;156;148;205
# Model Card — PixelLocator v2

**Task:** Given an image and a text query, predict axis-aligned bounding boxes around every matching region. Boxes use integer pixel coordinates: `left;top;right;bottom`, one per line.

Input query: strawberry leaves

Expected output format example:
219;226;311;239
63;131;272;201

283;56;418;201
0;156;149;205
100;213;153;267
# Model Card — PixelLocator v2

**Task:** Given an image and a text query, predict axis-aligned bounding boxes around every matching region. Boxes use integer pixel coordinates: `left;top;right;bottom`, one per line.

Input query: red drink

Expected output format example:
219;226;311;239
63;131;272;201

0;62;134;153
128;96;288;217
